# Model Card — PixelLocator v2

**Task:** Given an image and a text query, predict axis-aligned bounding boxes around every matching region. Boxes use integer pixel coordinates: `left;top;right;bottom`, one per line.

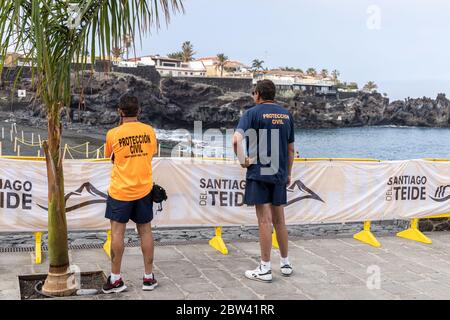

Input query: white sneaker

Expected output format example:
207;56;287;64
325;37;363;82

245;265;272;283
281;264;293;277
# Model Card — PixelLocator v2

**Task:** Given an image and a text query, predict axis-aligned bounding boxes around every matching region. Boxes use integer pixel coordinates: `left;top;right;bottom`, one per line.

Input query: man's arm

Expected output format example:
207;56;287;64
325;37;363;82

104;131;113;159
233;131;250;168
287;143;295;185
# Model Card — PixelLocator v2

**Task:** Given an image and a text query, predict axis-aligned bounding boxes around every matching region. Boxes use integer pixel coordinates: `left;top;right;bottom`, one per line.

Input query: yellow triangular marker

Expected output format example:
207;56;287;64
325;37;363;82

209;227;229;255
397;219;432;244
353;221;381;248
272;229;279;249
34;232;43;265
354;230;381;248
103;229;112;259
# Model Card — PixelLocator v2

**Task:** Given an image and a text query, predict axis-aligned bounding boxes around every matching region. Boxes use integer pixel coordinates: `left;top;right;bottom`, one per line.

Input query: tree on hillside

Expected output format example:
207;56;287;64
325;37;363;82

216;53;229;77
111;47;124;61
280;66;303;74
320;69;329;78
252;59;265;71
347;82;358;90
0;0;184;297
123;34;134;60
306;68;317;77
363;81;378;92
181;41;195;62
331;69;340;83
167;51;184;60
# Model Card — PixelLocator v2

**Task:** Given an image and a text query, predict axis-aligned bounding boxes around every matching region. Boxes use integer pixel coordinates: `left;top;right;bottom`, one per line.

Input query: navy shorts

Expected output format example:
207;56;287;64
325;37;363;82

244;179;287;206
105;191;153;224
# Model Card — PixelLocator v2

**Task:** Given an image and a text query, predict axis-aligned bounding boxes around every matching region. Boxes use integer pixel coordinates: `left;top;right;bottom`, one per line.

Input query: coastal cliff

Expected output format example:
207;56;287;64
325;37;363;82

2;72;450;130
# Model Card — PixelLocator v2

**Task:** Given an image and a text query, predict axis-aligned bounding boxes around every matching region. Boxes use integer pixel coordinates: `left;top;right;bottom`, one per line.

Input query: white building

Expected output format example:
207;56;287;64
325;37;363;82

254;70;338;96
125;55;207;77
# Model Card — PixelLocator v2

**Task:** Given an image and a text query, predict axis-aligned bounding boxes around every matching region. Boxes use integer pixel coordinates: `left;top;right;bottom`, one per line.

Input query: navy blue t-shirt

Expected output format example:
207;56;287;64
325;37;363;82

236;103;295;185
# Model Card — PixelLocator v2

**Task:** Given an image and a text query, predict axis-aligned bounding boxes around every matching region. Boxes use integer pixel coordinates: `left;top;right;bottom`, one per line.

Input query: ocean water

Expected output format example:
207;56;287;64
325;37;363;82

183;126;450;161
295;126;450;160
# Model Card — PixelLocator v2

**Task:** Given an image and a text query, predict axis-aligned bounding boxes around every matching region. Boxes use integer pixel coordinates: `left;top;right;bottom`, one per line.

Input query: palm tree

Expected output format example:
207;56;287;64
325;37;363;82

0;0;183;297
216;53;228;77
167;51;184;60
320;69;329;79
123;34;134;60
363;81;378;92
331;69;340;83
306;68;317;77
181;41;195;62
252;59;265;71
111;47;124;62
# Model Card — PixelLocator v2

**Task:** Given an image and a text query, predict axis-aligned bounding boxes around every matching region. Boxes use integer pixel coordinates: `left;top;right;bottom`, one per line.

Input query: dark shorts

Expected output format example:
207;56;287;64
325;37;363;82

244;179;287;206
105;191;153;224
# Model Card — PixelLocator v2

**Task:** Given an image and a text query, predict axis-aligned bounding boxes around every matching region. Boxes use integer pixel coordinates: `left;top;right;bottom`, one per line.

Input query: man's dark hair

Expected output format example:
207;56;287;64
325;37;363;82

255;80;276;101
118;93;139;117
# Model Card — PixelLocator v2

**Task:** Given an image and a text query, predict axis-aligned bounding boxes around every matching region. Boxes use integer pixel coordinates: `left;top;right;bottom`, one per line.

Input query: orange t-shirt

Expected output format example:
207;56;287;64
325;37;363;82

105;122;157;201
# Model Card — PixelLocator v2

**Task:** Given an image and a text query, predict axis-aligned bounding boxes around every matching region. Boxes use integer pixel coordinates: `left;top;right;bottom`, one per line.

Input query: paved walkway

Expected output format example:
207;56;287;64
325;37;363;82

2;232;450;300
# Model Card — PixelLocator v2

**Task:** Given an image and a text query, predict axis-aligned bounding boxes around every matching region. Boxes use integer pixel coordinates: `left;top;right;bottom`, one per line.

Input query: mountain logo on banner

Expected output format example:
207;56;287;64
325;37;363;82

430;185;450;202
286;180;325;206
37;182;107;212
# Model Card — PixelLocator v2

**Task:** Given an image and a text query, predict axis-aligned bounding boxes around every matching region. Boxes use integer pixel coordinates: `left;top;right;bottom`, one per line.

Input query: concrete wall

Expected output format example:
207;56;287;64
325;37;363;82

167;76;253;93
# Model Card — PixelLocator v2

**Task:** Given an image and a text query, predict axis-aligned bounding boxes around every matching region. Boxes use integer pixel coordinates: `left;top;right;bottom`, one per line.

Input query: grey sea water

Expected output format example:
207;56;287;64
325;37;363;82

295;126;450;160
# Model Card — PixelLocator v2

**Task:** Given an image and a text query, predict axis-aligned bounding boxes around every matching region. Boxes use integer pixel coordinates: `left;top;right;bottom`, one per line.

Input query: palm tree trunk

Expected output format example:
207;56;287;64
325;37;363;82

42;102;77;296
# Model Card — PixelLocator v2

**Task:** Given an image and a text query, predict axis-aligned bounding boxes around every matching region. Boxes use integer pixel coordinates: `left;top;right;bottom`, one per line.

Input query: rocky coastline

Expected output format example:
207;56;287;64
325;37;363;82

1;72;450;131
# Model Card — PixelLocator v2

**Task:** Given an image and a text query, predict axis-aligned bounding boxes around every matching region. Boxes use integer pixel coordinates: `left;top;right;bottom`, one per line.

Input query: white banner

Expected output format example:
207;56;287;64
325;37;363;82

0;158;449;232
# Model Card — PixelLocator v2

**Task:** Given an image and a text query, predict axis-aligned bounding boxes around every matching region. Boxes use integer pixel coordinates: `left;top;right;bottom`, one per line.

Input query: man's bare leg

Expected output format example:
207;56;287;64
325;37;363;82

256;204;273;262
136;223;154;275
111;221;126;274
271;205;289;258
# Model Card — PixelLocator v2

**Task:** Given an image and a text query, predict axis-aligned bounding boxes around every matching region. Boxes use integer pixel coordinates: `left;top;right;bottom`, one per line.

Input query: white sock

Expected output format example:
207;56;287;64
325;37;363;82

280;257;290;266
110;273;121;283
260;260;271;272
144;273;154;280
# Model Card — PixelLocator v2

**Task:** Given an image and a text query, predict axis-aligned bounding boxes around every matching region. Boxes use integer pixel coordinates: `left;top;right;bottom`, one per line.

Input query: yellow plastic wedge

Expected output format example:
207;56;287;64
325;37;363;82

209;227;228;255
34;232;43;264
353;221;381;248
103;229;112;259
397;219;432;244
272;229;279;249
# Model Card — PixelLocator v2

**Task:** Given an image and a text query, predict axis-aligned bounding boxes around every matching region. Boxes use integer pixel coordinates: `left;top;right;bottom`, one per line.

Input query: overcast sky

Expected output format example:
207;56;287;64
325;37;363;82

137;0;450;100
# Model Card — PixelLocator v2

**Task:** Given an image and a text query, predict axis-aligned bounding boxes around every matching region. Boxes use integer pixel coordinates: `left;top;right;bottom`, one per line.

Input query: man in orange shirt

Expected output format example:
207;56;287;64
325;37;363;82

102;94;158;294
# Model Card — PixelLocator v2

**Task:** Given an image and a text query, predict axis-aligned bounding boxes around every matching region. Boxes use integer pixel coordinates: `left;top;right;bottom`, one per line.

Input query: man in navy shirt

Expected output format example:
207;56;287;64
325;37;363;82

233;80;295;283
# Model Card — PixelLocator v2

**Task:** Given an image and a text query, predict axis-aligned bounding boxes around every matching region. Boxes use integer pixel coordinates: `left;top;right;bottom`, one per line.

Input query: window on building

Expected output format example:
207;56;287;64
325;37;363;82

162;62;176;67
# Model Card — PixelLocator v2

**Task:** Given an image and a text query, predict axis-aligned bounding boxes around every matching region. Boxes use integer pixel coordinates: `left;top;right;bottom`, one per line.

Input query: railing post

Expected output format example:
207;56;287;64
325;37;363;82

34;232;43;264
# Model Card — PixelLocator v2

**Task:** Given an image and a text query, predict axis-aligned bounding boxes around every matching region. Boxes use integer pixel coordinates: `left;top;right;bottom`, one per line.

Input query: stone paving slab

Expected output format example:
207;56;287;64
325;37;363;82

1;232;450;300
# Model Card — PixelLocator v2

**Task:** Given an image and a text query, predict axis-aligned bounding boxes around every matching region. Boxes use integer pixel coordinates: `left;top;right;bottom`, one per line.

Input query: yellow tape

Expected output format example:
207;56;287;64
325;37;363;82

16;138;41;147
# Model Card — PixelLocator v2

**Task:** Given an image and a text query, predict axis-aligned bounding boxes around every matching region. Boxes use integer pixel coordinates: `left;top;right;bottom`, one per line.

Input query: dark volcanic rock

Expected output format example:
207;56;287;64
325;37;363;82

3;71;450;130
285;92;390;128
